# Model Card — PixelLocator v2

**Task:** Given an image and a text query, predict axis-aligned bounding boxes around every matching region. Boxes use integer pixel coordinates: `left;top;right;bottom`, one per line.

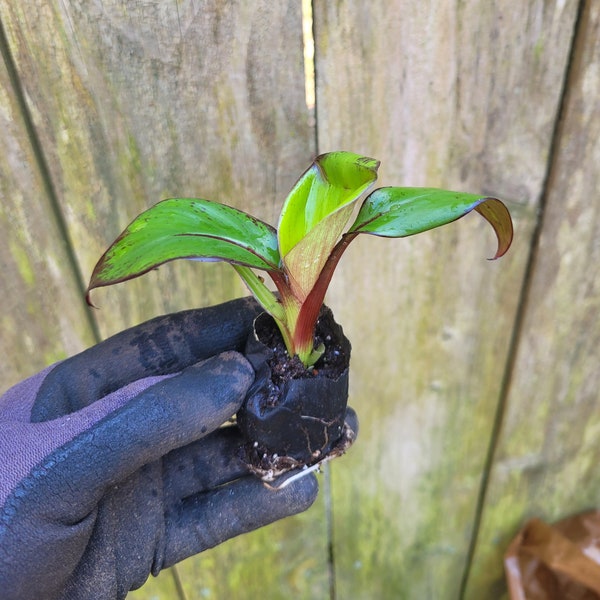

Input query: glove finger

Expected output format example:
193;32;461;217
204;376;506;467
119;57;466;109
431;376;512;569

32;297;261;421
17;352;254;522
344;406;359;438
162;426;249;502
0;371;174;506
160;473;319;570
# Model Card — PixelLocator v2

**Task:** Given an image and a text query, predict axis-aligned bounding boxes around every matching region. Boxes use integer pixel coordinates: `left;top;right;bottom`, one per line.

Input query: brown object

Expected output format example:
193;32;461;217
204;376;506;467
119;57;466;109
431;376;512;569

505;511;600;599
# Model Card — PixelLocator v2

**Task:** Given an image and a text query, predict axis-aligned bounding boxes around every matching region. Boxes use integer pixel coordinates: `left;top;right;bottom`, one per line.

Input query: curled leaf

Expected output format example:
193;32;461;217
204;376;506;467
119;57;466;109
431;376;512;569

474;198;513;259
349;187;513;258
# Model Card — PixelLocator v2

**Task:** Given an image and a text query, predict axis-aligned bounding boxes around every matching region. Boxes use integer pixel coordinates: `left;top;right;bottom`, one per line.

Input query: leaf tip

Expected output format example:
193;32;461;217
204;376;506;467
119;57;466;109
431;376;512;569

474;197;514;260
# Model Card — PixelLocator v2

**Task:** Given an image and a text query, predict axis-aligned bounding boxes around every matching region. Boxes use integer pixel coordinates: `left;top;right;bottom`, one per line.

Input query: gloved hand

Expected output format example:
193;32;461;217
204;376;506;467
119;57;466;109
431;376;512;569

0;298;319;600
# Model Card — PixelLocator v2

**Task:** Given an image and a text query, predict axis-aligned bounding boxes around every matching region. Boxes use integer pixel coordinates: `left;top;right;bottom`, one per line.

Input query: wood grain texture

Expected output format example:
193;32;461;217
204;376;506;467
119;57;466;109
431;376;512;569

1;0;313;338
1;1;325;598
313;0;579;597
3;0;598;598
0;34;96;390
464;2;600;597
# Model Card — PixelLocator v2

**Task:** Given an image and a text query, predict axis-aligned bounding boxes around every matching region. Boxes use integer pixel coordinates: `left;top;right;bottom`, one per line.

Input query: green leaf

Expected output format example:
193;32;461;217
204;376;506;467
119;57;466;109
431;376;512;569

87;198;280;296
278;151;380;298
350;187;513;258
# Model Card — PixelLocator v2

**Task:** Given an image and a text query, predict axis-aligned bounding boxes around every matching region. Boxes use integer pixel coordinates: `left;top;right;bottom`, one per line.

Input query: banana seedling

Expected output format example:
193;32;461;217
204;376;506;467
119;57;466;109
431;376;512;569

87;151;513;367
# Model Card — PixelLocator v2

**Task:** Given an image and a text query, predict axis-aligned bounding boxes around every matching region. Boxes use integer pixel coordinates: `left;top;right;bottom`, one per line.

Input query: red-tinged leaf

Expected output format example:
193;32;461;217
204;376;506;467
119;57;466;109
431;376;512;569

86;198;279;301
349;187;513;258
278;151;380;299
474;198;513;259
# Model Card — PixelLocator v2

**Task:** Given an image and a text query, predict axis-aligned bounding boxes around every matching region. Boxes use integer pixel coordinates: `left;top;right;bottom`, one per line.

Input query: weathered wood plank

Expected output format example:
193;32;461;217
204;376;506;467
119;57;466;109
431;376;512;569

0;31;96;390
1;1;325;597
464;2;600;597
313;0;579;597
1;0;314;338
5;1;595;599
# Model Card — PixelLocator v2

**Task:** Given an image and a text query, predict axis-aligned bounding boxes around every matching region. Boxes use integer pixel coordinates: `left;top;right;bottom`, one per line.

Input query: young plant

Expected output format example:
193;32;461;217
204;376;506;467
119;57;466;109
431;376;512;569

86;151;513;366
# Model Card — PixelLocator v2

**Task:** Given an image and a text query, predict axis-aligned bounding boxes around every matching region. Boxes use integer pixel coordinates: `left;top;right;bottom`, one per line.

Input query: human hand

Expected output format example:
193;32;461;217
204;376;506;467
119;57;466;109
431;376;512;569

0;298;318;600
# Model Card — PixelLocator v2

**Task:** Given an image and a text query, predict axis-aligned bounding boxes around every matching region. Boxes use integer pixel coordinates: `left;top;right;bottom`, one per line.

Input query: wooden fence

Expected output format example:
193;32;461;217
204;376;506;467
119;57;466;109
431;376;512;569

1;0;599;598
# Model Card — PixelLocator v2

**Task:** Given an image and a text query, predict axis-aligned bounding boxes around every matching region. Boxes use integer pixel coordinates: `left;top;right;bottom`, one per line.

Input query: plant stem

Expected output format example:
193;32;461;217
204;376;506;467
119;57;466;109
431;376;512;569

233;265;285;321
293;232;358;362
235;232;358;368
233;265;297;355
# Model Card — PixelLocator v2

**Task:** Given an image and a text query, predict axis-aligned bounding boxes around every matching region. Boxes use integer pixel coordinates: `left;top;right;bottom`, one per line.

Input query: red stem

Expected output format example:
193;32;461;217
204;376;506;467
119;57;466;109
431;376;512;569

293;232;358;352
269;270;291;303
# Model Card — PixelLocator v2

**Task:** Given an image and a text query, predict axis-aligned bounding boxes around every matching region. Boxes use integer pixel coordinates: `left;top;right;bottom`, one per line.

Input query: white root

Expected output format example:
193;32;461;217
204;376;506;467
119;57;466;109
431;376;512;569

265;458;328;490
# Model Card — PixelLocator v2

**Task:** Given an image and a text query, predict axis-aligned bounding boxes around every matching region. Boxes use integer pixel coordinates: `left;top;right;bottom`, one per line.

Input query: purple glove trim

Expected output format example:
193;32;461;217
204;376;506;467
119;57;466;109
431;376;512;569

0;363;175;507
0;299;323;600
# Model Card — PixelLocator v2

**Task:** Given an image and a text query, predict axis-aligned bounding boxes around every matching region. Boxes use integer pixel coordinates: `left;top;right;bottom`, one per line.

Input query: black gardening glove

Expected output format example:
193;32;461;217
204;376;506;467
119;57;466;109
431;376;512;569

0;298;318;600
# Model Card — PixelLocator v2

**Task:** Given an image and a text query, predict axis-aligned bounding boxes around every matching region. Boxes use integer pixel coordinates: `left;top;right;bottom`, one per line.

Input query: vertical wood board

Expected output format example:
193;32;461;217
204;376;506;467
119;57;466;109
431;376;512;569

313;0;579;597
1;1;326;598
465;3;600;597
0;38;96;389
1;0;314;337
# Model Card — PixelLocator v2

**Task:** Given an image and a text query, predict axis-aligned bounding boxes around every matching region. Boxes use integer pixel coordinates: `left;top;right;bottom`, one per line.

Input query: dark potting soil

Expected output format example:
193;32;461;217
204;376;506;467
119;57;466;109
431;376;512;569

255;311;349;407
237;306;354;480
